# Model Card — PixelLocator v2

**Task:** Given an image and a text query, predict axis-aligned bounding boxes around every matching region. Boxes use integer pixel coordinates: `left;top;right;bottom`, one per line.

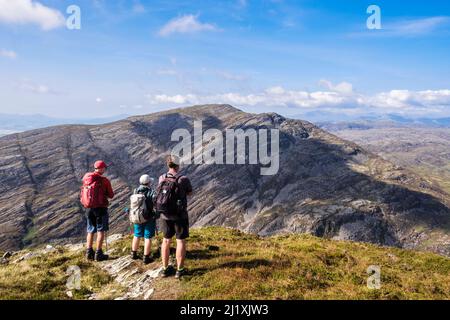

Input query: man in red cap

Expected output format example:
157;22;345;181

80;160;114;261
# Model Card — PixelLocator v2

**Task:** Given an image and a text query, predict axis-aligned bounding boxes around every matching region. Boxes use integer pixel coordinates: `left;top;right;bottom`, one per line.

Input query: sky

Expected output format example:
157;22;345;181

0;0;450;120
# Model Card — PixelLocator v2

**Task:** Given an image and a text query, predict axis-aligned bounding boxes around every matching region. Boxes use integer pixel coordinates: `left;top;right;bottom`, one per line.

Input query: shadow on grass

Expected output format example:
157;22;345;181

186;249;220;260
186;258;272;277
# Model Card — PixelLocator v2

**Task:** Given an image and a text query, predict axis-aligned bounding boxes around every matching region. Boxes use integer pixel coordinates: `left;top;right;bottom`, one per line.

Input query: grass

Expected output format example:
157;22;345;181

176;227;450;300
0;246;122;300
22;225;38;246
1;227;450;300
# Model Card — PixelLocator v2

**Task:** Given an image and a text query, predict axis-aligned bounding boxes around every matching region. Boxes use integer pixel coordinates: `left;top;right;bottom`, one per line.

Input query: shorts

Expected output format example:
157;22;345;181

86;207;109;233
134;219;156;239
160;218;189;240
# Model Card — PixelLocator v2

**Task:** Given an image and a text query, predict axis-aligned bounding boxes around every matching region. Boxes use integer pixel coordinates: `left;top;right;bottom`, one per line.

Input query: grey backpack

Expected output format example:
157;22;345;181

129;192;148;224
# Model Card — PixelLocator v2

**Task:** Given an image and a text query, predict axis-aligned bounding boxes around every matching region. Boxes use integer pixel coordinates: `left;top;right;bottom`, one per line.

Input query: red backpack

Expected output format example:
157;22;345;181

80;172;105;208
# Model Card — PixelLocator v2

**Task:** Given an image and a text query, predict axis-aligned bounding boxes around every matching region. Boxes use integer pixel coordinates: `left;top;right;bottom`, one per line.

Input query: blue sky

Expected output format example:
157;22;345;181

0;0;450;120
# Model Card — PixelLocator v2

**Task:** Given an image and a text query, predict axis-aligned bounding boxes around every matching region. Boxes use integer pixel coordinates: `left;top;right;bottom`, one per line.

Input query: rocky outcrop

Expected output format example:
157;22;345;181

97;256;162;300
0;104;449;256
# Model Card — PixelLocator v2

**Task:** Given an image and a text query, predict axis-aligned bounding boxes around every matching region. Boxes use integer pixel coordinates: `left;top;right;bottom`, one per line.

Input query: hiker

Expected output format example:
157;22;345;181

130;174;157;264
80;160;114;262
154;155;192;279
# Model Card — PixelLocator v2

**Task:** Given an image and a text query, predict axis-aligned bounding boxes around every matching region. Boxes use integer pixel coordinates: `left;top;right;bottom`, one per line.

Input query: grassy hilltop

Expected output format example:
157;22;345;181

1;227;449;300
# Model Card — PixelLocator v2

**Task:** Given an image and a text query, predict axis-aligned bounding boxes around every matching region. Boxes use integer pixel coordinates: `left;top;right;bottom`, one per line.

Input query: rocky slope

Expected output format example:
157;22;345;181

0;105;449;255
322;125;450;195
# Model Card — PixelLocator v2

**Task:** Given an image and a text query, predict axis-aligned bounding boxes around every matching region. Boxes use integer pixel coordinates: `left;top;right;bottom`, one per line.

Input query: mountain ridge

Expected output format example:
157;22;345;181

0;104;449;256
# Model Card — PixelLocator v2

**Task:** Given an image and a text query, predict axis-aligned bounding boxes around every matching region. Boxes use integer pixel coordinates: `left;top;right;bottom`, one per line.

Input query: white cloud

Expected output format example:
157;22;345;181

150;94;199;104
96;97;103;103
156;68;178;76
0;49;17;59
351;16;450;38
132;1;146;14
16;79;61;95
0;0;65;30
216;70;248;81
31;85;50;94
265;86;285;95
369;89;450;111
319;80;353;95
388;17;450;36
158;15;219;36
145;83;450;117
146;87;355;109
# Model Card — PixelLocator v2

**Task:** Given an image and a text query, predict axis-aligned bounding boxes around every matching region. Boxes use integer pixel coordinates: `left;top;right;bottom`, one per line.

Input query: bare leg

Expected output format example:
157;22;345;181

144;238;152;256
162;238;171;268
86;232;94;249
132;237;140;252
96;231;105;250
176;239;186;270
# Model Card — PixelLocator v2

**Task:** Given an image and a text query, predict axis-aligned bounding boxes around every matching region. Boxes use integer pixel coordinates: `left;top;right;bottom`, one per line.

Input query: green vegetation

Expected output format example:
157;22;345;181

22;225;38;246
413;165;450;195
176;228;450;300
1;227;450;300
0;246;122;300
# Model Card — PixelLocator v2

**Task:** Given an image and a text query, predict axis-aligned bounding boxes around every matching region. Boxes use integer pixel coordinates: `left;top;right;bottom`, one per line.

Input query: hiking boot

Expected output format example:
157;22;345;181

131;251;139;260
143;255;153;265
161;265;175;277
86;248;95;261
94;249;108;262
175;268;186;279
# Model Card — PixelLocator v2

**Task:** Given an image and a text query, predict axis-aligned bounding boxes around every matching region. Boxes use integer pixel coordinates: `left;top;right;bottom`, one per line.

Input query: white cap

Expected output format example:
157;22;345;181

139;174;153;185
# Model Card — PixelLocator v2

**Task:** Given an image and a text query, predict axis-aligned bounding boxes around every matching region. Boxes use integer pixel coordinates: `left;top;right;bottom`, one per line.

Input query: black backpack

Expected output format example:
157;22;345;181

154;174;183;218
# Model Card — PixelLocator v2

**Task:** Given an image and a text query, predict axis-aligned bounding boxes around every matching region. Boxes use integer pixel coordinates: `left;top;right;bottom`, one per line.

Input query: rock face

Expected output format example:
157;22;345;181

0;104;449;255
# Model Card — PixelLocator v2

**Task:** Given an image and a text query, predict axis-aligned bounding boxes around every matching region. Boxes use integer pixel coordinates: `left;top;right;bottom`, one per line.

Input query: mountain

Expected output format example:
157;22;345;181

301;113;450;128
0;113;129;136
321;123;450;198
0;104;449;256
1;227;450;300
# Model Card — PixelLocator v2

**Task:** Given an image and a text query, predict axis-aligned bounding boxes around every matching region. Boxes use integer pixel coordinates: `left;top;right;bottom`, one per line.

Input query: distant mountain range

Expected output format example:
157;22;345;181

0;113;129;137
297;112;450;129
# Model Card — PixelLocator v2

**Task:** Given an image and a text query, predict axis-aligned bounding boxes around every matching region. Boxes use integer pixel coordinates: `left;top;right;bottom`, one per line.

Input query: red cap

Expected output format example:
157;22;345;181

94;160;108;169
